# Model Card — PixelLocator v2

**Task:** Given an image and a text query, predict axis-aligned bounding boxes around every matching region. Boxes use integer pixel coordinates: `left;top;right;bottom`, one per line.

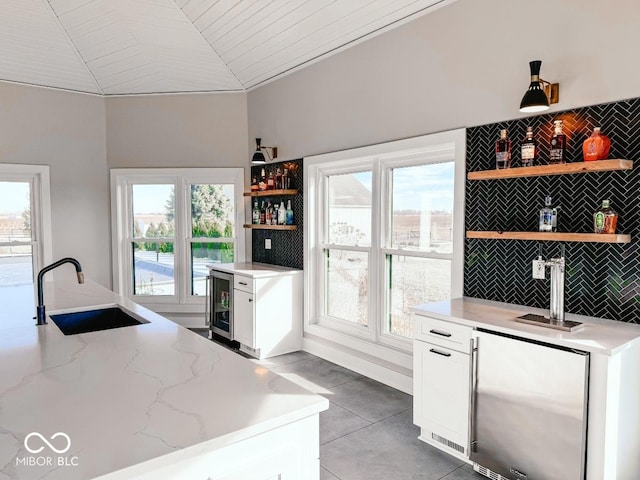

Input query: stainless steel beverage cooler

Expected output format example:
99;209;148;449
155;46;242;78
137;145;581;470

471;329;589;480
206;270;233;339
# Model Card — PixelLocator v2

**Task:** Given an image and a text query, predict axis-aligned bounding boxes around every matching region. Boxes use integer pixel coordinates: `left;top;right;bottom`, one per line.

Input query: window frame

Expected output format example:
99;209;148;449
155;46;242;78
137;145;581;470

0;164;53;282
304;130;465;361
111;168;245;312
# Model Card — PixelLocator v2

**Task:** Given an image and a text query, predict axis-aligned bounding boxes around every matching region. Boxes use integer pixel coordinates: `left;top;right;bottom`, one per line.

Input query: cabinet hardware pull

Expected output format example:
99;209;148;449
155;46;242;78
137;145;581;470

469;337;478;455
429;329;452;337
429;348;451;357
248;299;253;302
239;281;248;285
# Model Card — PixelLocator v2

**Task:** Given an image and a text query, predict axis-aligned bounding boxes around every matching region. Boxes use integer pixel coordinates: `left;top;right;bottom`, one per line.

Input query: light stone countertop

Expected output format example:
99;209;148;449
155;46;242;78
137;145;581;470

411;297;640;356
206;262;301;278
0;279;327;480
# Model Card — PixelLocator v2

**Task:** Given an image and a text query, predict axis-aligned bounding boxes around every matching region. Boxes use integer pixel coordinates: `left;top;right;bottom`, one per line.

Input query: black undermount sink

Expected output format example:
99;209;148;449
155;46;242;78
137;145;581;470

50;306;149;335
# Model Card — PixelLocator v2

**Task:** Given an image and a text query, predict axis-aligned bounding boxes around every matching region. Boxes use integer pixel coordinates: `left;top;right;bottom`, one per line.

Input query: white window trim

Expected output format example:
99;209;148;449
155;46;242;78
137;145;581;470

111;168;245;313
304;129;466;370
0;164;53;279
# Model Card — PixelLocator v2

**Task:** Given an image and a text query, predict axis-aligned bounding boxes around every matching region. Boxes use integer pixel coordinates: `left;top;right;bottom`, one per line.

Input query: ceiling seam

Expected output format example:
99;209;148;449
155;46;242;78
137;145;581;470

246;0;453;90
42;0;105;95
169;0;246;92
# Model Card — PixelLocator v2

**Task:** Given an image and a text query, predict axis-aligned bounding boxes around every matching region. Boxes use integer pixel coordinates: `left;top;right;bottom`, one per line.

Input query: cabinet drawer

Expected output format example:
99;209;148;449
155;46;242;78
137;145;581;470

414;315;472;353
234;275;254;293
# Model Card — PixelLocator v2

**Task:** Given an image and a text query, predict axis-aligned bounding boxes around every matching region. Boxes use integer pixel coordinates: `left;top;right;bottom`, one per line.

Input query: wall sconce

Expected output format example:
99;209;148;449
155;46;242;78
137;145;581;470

251;138;278;164
519;60;560;113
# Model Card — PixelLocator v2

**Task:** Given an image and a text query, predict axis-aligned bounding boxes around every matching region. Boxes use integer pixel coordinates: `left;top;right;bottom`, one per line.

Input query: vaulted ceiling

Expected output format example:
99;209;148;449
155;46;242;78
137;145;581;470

1;0;452;95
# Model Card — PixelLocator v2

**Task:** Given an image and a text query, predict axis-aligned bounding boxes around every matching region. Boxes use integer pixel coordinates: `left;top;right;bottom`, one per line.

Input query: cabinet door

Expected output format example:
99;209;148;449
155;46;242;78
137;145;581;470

234;289;255;348
414;340;470;455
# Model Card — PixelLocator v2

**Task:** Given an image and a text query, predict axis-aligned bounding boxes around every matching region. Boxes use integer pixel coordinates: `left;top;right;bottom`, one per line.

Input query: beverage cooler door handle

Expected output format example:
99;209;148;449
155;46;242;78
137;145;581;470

205;275;212;326
468;337;478;455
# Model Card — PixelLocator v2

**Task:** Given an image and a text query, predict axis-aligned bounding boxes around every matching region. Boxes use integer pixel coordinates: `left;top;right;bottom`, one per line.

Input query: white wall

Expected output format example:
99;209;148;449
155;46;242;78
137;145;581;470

106;93;249;169
0;82;110;287
247;0;640;160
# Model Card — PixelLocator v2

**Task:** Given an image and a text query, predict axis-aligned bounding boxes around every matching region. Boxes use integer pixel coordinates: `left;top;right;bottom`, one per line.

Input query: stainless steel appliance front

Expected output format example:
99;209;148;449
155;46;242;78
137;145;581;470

470;329;589;480
207;270;233;339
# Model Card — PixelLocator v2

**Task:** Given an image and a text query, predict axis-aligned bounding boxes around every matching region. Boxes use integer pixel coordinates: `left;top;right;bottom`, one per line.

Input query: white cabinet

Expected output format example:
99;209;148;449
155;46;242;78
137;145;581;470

413;314;472;460
234;289;254;348
231;271;303;359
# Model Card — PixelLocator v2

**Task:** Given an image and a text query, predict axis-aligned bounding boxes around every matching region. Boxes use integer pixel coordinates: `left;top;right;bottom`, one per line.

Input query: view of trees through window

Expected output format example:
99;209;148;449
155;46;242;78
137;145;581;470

131;183;235;296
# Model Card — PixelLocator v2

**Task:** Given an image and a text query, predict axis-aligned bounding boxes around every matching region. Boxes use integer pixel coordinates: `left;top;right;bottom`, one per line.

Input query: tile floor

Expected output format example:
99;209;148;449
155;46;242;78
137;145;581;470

194;331;484;480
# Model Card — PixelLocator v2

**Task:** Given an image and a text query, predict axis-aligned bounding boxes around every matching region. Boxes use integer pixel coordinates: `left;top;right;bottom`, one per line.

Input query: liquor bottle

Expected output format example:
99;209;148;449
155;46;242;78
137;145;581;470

275;167;283;190
282;168;290;189
594;199;618;234
583;127;611;161
495;129;512;169
539;195;556;232
267;171;275;190
259;168;267;191
266;200;273;225
259;201;266;225
277;201;286;225
521;126;537;167
549;120;567;164
285;200;294;225
252;200;260;224
251;176;259;192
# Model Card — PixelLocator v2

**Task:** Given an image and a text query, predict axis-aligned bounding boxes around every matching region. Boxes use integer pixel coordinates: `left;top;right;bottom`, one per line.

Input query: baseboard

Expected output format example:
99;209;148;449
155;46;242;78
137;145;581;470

302;336;413;394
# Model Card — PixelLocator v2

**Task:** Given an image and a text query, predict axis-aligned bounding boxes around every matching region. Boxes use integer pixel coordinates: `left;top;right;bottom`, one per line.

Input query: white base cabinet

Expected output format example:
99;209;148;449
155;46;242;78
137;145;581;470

413;314;472;460
232;271;303;359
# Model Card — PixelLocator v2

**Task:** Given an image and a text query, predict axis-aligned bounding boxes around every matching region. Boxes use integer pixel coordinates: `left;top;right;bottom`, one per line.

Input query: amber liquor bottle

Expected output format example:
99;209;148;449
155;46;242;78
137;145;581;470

495;129;512;169
521;126;537;167
549;120;567;164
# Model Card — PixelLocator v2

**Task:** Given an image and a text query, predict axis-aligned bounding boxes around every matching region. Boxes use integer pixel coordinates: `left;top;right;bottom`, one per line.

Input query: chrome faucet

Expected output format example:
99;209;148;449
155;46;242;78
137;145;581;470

36;257;84;326
545;255;565;322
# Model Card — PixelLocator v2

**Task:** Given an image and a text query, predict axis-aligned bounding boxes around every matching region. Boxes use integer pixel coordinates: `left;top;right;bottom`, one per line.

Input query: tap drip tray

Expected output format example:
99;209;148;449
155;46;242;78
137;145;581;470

515;313;584;332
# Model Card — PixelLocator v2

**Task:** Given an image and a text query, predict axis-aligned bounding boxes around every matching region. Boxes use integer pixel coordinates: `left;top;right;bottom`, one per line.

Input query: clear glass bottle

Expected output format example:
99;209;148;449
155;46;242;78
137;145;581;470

259;168;267;191
594;199;618;234
282;168;290;189
285;200;294;225
259;201;266;224
266;200;274;225
549;120;567;164
275;167;283;190
267;171;275;190
539;195;557;232
277;201;286;225
521;126;537;167
495;129;512;169
252;200;260;224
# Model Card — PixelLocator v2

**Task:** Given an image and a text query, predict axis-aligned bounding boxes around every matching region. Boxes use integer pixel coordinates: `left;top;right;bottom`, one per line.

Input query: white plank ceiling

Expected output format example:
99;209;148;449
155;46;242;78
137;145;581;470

0;0;453;95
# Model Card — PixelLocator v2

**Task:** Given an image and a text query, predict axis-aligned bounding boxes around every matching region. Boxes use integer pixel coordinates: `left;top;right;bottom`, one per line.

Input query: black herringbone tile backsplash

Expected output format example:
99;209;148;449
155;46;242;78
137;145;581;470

250;158;304;270
465;97;640;323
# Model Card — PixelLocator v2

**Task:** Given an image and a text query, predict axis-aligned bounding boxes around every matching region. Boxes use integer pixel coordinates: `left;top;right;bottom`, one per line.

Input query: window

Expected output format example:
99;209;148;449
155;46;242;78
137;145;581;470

305;130;465;354
111;169;244;310
0;165;52;287
0;164;52;320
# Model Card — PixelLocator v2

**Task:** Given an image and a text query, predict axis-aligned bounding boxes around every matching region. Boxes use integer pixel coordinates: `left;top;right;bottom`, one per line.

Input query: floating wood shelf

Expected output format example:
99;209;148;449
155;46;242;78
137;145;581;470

243;224;297;231
466;231;631;243
243;189;297;197
467;159;633;180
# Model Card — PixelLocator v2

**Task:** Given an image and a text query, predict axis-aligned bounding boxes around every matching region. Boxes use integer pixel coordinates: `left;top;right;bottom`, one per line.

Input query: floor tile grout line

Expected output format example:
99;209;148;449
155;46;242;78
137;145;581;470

320;405;413;447
321;465;342;480
436;462;472;480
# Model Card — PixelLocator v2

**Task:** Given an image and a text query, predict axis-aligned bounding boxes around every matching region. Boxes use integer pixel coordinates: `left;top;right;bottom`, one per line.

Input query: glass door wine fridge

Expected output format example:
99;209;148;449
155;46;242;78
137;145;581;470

207;269;233;339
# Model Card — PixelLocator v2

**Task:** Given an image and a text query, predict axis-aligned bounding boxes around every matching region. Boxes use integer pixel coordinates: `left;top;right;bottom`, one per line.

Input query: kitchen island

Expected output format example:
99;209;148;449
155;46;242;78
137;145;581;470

0;279;328;480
